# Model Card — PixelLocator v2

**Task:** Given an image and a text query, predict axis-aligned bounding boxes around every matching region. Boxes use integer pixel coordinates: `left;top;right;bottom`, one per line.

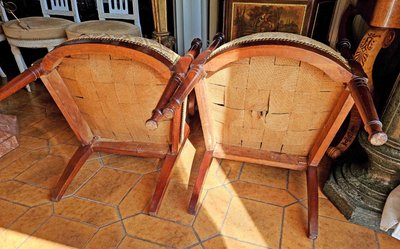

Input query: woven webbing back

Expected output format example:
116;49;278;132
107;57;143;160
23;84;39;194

206;56;345;156
57;54;172;144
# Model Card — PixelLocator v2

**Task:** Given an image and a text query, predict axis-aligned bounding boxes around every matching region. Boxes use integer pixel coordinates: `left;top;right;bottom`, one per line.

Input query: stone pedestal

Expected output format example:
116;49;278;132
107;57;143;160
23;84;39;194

324;75;400;231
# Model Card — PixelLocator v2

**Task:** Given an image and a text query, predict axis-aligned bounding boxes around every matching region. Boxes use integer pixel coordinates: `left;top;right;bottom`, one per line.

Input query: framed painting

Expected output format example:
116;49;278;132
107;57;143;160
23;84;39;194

224;0;315;41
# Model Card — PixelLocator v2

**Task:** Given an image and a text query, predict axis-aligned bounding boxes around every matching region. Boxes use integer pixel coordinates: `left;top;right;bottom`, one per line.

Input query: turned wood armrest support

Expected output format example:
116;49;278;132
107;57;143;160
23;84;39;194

162;33;225;119
0;64;45;101
349;76;387;145
146;38;202;130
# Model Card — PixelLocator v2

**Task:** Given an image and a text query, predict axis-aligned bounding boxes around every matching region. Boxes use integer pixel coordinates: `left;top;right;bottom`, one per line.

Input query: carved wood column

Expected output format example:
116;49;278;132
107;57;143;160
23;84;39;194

151;0;175;49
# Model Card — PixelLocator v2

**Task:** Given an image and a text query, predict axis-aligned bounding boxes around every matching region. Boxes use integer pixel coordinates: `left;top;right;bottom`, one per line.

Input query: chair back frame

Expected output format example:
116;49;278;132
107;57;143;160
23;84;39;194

39;0;80;22
96;0;141;29
149;32;387;239
0;37;202;215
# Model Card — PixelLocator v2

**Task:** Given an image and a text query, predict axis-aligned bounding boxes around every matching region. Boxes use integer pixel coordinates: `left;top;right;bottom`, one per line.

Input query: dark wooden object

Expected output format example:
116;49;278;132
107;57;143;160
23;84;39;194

327;3;395;158
0;37;201;215
146;38;202;130
224;0;337;42
150;33;387;239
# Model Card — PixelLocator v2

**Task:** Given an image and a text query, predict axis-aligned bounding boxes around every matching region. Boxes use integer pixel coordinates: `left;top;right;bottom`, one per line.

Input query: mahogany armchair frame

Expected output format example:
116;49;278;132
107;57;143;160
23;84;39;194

150;33;387;239
0;37;201;215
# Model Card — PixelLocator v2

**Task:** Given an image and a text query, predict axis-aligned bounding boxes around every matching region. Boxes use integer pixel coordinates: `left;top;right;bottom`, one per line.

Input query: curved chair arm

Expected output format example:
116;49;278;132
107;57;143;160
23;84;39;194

348;75;387;145
145;38;202;130
162;33;225;119
0;64;45;101
337;6;387;146
338;39;387;146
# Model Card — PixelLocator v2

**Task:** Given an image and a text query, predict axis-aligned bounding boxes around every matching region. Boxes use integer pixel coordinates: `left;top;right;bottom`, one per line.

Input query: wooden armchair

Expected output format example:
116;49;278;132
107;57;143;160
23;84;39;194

149;32;387;239
0;35;202;215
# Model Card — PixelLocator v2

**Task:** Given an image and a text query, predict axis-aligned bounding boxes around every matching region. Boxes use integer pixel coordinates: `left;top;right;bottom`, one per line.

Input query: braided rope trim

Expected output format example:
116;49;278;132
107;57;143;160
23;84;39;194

211;32;349;68
65;34;180;64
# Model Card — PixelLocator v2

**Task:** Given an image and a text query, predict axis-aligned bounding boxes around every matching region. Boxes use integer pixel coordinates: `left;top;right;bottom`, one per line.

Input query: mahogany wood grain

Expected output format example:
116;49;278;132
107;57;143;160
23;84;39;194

359;0;400;28
148;126;190;215
42;43;173;79
1;37;191;212
188;150;213;215
148;153;178;215
170;105;182;154
41;71;94;145
92;140;169;158
52;144;93;201
213;144;308;171
162;33;225;119
0;64;45;101
194;80;215;151
308;90;354;166
307;166;318;239
349;77;387;145
146;39;202;130
205;46;352;84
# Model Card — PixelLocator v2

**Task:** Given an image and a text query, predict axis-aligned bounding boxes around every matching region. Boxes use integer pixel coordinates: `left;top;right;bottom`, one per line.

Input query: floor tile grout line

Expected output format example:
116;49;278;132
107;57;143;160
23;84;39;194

191;188;212;226
16;211;54;249
64;159;104;197
238;178;289;191
102;164;157;175
0;196;33;209
71;194;119;208
285;170;290;190
278;206;285;249
191;219;205;247
234;195;289;209
12;178;53;191
215;234;271;248
218;193;234;235
117;173;145;207
125;234;174;248
2;148;51;181
116;206;128;235
0;195;50;209
113;234;126;249
237;161;245;180
52;213;102;229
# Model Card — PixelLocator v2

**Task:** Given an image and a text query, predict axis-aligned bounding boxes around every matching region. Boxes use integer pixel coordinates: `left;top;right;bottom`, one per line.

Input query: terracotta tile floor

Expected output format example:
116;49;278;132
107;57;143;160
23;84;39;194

0;84;399;249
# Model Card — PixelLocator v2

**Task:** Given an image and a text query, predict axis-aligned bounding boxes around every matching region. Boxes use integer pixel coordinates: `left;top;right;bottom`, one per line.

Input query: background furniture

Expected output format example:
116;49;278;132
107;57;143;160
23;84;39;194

324;0;400;232
223;0;337;43
0;22;6;80
66;0;141;39
0;35;201;215
155;32;386;239
1;0;80;91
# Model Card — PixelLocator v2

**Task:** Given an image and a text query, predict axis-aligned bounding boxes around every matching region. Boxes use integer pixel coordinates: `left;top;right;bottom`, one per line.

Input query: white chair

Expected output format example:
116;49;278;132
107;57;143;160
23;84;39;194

1;0;80;90
0;2;7;80
0;27;7;80
66;0;141;39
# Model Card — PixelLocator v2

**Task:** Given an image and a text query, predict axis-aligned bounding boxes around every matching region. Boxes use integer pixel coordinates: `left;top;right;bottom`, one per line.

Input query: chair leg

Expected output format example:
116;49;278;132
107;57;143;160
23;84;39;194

10;45;31;92
148;154;178;216
188;150;213;215
52;145;93;201
306;166;319;239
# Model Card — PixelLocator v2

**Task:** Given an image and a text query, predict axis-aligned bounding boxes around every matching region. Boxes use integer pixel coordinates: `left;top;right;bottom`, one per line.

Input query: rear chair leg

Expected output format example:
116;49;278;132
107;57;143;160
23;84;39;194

52;145;93;201
307;166;319;239
148;154;178;216
188;150;213;215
